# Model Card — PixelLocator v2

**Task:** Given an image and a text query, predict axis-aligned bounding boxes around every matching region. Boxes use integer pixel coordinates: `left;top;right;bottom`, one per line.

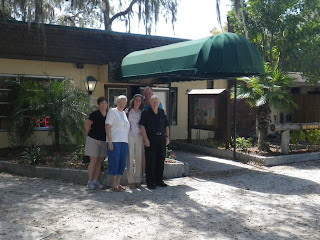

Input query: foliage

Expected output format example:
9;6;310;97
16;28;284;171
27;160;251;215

0;0;178;35
166;147;176;160
23;146;43;165
305;129;320;145
0;0;62;23
9;79;88;150
290;129;320;146
231;136;253;152
72;144;86;162
237;63;297;111
236;63;297;151
228;0;320;83
290;130;306;144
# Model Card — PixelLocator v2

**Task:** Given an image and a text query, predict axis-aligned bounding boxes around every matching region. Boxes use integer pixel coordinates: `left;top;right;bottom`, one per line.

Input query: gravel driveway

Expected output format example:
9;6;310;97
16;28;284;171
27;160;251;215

0;151;319;240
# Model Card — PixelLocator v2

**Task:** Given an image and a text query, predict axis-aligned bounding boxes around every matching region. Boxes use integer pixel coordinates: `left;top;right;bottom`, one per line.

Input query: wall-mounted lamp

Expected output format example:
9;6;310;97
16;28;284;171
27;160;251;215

85;76;97;108
85;76;97;95
76;63;84;69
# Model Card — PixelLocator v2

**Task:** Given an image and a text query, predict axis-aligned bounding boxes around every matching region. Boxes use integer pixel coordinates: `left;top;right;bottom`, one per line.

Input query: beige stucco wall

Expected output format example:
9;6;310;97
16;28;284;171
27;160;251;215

0;133;9;148
0;58;108;101
214;79;228;89
0;58;108;148
170;80;207;140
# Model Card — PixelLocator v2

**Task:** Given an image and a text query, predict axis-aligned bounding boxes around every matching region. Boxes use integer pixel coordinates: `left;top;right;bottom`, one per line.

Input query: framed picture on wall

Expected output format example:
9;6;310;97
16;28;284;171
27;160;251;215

108;88;127;108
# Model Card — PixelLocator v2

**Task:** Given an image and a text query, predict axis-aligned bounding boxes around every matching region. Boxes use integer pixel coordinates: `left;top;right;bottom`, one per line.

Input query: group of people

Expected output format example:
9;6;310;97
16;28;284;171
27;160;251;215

84;87;169;191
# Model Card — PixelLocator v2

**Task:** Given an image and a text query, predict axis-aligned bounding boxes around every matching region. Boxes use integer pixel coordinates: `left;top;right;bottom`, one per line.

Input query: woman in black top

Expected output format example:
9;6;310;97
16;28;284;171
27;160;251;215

85;96;108;190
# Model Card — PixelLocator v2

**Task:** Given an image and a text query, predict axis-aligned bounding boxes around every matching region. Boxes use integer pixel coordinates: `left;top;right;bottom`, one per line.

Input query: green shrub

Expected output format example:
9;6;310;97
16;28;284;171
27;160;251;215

166;147;176;159
305;129;320;145
72;144;85;162
23;146;43;165
290;130;306;144
230;137;253;152
290;129;320;145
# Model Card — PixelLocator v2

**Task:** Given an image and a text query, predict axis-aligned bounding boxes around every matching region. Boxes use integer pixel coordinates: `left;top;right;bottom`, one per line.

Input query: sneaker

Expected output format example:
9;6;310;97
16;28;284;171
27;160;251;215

93;180;104;189
87;180;96;190
135;183;142;189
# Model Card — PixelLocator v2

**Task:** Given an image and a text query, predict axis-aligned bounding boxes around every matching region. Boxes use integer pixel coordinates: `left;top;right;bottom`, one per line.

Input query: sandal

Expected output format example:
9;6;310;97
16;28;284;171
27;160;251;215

112;187;120;192
118;185;126;191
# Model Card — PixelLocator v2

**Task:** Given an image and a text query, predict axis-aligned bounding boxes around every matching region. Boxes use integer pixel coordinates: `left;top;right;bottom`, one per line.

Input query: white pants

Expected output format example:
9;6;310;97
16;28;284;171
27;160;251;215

127;135;143;184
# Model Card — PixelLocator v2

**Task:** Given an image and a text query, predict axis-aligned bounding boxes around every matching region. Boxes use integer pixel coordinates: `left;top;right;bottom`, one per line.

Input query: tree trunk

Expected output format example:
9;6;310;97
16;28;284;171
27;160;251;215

103;0;111;30
102;0;139;31
256;104;271;151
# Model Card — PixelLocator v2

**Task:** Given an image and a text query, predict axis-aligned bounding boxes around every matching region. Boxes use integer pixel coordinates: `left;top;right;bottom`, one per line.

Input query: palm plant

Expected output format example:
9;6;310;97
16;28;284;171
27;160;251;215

9;79;88;150
236;63;297;151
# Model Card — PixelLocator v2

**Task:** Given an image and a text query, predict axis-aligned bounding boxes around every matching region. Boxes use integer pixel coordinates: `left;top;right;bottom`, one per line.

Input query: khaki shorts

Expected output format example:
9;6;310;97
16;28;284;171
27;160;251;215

85;136;107;158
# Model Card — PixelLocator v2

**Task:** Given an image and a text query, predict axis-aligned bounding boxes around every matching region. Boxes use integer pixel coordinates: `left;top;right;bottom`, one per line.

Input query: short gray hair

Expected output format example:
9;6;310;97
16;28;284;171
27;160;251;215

150;95;160;103
115;95;127;105
143;86;153;94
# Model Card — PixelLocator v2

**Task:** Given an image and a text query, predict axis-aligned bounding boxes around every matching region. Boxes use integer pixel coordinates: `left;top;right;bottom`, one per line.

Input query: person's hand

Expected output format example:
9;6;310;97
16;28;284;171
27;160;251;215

144;139;150;147
108;142;114;151
166;137;170;146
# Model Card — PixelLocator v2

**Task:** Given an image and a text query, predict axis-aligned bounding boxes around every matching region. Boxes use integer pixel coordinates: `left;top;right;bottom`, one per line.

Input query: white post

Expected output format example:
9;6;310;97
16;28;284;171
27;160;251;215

281;130;290;154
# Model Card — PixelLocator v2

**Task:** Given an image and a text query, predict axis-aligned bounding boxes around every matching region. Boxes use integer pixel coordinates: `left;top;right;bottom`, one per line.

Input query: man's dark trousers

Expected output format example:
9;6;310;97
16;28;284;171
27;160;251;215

145;135;166;185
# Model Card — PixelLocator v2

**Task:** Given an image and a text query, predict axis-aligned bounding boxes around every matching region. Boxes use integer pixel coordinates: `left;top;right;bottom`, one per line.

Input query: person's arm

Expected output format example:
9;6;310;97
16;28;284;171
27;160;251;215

85;119;93;135
165;126;170;146
105;124;113;150
140;125;150;147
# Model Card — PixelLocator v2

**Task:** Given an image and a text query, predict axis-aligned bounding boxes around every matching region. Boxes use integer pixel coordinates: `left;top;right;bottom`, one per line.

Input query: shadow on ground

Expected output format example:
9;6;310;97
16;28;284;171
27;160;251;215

1;168;319;239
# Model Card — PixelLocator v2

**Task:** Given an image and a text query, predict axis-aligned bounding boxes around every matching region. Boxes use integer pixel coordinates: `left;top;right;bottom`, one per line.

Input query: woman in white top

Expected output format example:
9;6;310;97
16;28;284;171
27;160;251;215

126;94;144;189
105;95;130;192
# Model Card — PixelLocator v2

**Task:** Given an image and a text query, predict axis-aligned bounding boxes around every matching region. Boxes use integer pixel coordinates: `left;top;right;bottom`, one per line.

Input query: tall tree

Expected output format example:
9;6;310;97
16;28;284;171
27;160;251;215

216;0;247;35
0;0;62;24
228;0;320;83
0;0;178;34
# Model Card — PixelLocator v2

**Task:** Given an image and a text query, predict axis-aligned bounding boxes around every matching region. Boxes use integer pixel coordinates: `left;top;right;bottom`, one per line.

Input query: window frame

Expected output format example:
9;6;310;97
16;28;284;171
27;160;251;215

0;74;64;131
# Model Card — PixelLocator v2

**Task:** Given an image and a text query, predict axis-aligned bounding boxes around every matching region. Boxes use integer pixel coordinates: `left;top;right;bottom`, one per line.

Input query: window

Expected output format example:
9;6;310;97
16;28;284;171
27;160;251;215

108;88;128;108
0;75;18;131
0;74;63;131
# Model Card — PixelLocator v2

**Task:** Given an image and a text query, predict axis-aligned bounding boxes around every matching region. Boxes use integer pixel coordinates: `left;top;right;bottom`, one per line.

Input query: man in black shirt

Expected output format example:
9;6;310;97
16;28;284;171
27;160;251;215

139;95;170;189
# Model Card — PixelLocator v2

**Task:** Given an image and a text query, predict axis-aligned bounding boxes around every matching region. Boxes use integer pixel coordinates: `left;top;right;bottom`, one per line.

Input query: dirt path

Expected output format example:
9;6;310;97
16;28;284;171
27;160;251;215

0;152;319;240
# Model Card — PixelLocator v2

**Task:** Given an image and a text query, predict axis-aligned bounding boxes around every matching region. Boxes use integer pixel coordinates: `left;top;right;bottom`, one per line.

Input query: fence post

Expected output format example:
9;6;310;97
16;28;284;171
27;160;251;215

281;130;290;154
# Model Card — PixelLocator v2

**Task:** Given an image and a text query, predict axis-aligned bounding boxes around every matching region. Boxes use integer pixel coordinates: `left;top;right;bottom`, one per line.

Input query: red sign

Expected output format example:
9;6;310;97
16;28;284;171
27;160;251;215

32;117;51;128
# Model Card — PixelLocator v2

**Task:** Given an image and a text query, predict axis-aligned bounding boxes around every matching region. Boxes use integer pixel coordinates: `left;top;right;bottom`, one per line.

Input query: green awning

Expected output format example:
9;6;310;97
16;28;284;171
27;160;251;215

121;33;264;80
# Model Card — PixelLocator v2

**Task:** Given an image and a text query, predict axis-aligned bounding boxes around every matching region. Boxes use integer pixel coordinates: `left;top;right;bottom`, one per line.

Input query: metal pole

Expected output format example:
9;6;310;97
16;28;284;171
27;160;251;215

88;93;93;110
168;78;171;140
233;78;237;161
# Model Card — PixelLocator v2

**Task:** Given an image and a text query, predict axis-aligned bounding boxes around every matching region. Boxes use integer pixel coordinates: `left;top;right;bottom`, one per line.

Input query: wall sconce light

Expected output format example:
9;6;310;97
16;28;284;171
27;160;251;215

76;63;84;69
85;76;98;109
85;76;98;95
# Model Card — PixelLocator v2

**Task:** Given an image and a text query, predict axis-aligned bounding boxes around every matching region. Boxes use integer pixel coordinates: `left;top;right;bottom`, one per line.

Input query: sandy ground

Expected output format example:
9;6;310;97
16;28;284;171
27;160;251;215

0;151;320;240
